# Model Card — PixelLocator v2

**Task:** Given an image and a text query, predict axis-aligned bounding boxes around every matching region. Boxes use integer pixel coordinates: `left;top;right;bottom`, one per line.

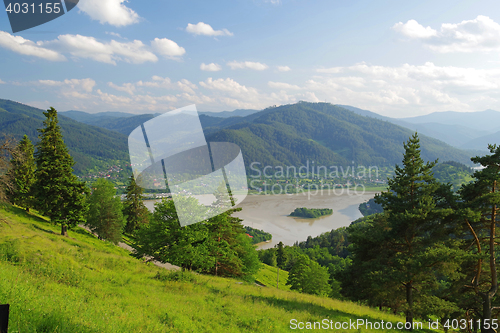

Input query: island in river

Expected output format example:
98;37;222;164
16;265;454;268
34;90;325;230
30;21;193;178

289;207;333;218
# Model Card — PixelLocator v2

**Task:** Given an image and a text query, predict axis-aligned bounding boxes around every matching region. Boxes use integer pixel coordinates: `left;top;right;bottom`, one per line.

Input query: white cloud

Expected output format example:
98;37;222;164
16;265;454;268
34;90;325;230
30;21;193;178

392;19;437;39
151;38;186;59
106;32;124;39
277;65;291;72
38;78;96;93
393;15;500;53
132;76;198;94
0;31;66;61
78;0;140;27
227;61;268;70
0;79;5;84
268;81;300;90
200;63;222;71
200;77;258;96
316;67;343;74
0;31;186;65
305;61;500;115
186;22;233;37
24;59;500;116
42;34;158;65
37;78;96;99
108;82;135;95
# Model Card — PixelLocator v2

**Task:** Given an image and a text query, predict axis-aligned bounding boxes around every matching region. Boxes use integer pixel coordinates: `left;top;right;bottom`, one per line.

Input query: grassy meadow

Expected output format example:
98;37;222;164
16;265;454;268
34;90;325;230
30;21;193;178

0;203;438;332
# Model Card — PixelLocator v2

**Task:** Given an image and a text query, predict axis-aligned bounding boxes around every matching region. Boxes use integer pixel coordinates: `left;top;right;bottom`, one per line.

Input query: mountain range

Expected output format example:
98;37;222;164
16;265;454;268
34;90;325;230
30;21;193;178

0;100;128;174
2;98;497;176
64;101;487;168
338;105;500;151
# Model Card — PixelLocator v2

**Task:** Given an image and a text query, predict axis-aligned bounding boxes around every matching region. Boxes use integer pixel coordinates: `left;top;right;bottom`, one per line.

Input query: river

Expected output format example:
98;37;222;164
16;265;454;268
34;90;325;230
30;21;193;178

143;190;378;249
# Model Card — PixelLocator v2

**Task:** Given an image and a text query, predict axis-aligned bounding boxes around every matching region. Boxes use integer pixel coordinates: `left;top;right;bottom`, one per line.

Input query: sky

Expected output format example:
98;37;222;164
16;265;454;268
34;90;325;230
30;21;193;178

1;0;500;117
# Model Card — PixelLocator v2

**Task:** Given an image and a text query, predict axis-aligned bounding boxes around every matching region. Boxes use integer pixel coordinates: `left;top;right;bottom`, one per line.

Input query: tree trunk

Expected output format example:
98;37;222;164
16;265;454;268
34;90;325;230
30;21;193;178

277;268;279;288
405;282;413;331
61;224;68;236
481;293;495;333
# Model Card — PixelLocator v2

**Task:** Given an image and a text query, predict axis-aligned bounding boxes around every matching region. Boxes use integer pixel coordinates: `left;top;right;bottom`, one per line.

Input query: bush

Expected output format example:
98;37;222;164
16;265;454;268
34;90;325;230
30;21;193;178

154;270;198;283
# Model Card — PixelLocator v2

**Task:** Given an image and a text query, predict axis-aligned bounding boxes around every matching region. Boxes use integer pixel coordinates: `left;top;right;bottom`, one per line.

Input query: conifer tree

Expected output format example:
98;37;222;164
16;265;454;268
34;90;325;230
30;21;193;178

9;135;36;211
459;144;500;330
276;241;286;269
372;133;459;328
123;175;149;234
86;178;125;244
33;107;89;236
0;137;17;202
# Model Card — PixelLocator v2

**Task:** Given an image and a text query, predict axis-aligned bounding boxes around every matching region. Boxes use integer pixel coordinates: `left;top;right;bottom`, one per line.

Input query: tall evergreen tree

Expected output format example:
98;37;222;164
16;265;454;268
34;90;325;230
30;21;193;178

276;241;286;269
33;107;89;236
372;133;459;328
459;144;500;330
123;175;149;234
8;135;36;211
0;137;17;203
86;178;125;244
276;241;286;288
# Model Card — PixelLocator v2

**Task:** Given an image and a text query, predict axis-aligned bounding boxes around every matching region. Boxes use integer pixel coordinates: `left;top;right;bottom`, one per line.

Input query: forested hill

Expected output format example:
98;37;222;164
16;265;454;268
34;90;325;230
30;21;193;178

204;102;476;167
0;99;128;174
2;99;479;175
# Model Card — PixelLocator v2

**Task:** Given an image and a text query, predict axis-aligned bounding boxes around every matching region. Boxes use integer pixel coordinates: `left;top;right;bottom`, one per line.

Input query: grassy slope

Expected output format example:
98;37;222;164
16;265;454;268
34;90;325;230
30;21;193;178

254;264;291;291
0;204;435;333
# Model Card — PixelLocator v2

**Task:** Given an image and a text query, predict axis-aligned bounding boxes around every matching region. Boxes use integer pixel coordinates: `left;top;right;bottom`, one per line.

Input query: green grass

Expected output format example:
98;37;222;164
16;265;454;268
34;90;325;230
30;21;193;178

0;203;437;332
254;264;291;291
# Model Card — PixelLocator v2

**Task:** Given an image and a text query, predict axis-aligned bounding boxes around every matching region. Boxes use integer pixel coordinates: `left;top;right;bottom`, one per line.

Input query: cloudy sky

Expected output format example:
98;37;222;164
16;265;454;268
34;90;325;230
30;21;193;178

1;0;500;117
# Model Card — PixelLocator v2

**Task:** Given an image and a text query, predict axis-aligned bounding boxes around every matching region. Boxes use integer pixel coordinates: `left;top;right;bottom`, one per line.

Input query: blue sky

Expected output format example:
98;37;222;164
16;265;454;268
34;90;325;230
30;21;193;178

1;0;500;117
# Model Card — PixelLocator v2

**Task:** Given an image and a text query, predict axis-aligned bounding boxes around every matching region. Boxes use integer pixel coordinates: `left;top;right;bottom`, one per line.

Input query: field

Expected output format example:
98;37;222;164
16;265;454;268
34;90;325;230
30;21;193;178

0;203;437;332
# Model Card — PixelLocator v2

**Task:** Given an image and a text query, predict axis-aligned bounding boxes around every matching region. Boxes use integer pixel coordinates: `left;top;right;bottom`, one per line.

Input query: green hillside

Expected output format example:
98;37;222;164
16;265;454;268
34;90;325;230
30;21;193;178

205;102;476;169
1;99;478;177
0;99;129;174
0;203;434;332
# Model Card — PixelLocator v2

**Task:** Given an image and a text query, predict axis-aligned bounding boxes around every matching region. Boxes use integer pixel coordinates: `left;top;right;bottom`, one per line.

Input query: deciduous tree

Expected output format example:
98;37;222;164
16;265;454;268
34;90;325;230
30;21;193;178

86;178;125;244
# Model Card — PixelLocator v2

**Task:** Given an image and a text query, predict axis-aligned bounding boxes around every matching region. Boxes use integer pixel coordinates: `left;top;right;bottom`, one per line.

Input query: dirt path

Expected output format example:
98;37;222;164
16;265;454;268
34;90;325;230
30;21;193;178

79;224;180;271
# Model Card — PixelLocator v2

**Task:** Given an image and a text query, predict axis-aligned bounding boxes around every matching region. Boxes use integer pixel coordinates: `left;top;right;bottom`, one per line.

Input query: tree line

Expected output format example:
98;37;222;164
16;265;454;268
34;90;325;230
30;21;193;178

259;133;499;332
2;107;260;281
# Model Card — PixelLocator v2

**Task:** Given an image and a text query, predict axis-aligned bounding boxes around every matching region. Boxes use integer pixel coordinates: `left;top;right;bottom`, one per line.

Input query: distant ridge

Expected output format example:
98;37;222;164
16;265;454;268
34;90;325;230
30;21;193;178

0;99;129;174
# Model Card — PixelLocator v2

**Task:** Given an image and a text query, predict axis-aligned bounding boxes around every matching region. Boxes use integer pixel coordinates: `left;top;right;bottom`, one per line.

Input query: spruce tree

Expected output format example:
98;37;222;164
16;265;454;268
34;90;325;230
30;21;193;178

459;144;500;330
86;178;125;244
123;175;149;234
9;135;36;211
373;133;459;329
276;241;287;268
34;107;89;236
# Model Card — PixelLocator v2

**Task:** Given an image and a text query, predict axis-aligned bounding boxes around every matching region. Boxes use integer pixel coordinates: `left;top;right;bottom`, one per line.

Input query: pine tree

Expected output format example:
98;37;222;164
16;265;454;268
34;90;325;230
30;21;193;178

0;137;17;203
123;175;149;234
459;144;500;330
276;241;287;288
276;241;286;269
86;178;125;244
33;107;89;236
9;135;36;211
373;133;459;329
